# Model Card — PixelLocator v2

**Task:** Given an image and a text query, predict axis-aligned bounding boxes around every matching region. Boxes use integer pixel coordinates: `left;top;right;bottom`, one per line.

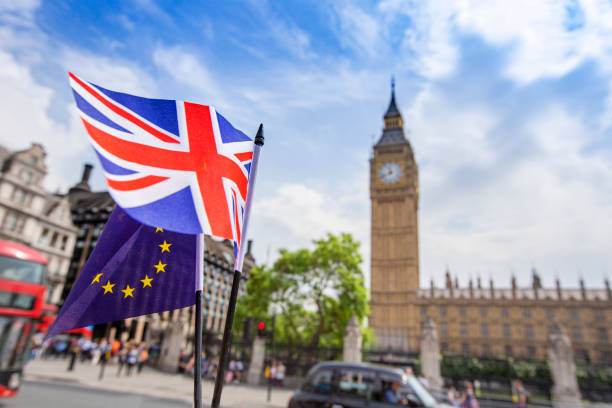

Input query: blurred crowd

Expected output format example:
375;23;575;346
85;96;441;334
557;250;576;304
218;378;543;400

177;350;248;384
31;333;157;376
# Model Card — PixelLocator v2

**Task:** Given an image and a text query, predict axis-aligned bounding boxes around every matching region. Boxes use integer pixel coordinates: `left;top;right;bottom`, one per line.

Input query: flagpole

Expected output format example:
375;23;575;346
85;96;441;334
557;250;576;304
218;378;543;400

211;124;264;408
194;233;205;408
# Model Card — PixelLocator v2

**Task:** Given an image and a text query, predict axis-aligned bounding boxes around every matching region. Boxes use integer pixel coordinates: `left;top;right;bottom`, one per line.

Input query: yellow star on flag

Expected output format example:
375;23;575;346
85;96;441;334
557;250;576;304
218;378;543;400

159;240;172;253
140;275;153;288
102;280;115;294
155;227;163;233
121;284;135;299
91;273;103;285
153;260;167;274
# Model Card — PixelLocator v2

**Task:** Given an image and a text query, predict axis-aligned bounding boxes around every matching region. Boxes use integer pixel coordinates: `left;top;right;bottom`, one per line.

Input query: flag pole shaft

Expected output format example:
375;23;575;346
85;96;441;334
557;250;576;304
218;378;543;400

194;233;205;408
211;124;264;408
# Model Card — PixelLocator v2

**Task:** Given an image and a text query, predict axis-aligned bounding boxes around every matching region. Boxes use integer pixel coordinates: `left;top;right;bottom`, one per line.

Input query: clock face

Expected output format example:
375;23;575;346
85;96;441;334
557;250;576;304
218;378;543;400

379;162;402;184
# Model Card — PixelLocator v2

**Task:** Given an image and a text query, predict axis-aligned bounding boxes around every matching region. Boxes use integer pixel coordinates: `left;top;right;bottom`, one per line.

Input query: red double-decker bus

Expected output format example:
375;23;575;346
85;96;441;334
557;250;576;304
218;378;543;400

0;239;47;398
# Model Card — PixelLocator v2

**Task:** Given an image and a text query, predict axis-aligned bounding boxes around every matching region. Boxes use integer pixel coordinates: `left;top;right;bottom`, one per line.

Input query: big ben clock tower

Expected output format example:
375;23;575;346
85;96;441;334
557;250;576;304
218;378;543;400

370;80;419;351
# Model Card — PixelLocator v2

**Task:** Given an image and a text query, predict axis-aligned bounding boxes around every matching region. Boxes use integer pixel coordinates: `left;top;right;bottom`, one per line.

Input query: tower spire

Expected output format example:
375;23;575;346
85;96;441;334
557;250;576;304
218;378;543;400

384;77;400;120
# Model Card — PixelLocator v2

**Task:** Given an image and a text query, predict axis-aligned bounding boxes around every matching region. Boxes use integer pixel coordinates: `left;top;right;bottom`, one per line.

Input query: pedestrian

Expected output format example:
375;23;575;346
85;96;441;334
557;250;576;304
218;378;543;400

474;379;482;398
276;361;285;388
229;358;237;383
418;373;430;390
67;339;79;371
126;344;138;376
138;345;148;374
111;339;121;361
447;385;460;408
117;346;127;377
270;360;277;387
236;359;244;383
459;382;480;408
512;380;529;408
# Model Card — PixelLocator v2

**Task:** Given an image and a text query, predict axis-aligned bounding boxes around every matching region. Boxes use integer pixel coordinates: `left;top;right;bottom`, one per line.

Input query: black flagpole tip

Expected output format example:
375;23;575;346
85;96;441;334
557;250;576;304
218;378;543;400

254;123;264;146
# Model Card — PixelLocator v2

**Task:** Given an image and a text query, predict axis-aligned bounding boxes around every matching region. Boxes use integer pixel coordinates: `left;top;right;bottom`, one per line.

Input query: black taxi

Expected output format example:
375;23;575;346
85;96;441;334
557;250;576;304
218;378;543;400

287;362;450;408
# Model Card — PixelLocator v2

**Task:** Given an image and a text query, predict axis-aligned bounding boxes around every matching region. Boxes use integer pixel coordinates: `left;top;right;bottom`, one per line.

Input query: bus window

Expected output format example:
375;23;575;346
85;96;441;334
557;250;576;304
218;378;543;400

0;318;31;370
0;255;45;285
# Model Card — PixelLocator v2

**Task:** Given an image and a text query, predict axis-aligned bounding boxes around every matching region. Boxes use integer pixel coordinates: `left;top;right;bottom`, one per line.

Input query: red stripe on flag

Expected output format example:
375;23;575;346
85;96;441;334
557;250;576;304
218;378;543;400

234;152;253;162
69;72;180;145
106;175;169;191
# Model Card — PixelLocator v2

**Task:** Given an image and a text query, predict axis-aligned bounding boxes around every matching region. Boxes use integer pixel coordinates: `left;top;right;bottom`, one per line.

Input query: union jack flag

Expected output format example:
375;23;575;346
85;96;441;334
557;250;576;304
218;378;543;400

69;72;254;250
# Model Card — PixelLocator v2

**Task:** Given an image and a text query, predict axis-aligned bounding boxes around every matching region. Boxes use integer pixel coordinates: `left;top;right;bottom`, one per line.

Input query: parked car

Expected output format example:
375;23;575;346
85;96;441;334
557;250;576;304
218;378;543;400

288;362;450;408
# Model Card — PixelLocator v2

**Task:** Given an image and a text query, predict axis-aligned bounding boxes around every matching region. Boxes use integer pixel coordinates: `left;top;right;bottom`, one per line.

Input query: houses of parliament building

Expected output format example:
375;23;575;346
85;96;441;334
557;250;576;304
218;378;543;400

369;83;612;364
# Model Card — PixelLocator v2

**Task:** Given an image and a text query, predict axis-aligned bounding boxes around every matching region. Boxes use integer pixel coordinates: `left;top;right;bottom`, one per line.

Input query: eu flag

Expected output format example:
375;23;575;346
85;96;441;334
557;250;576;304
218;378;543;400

47;207;197;338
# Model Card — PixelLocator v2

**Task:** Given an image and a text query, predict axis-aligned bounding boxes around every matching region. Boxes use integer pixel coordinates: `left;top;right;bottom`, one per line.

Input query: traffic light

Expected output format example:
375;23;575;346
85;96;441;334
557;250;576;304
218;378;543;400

257;321;266;337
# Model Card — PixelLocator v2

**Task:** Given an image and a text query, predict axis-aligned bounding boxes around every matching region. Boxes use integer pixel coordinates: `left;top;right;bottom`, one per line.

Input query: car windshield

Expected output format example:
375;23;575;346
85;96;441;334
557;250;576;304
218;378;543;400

0;255;46;285
402;375;437;407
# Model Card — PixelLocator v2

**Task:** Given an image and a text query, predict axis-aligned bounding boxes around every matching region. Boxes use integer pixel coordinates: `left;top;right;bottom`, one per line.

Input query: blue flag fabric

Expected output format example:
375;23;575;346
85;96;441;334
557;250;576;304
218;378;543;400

47;207;196;338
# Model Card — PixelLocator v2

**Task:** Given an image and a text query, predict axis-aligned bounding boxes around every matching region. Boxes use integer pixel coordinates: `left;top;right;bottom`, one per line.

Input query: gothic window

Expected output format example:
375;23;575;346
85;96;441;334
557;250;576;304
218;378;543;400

461;343;469;354
527;346;536;358
93;223;104;237
480;307;488;317
525;325;534;339
482;344;490;356
501;308;509;318
13;189;26;205
5;213;18;231
21;170;33;183
460;323;468;337
77;225;88;238
420;306;427;316
50;232;58;247
546;309;555;320
503;324;511;338
570;309;579;320
441;342;448;352
39;228;50;245
440;322;448;337
572;327;583;342
523;308;532;318
505;345;513;356
481;324;489;338
440;307;447;317
459;307;467;317
595;310;605;321
598;328;608;343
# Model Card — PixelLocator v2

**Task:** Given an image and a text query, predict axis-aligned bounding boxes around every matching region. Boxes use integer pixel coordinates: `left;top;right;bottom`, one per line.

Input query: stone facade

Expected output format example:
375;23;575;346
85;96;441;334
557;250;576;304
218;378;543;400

368;88;612;364
0;143;77;305
418;271;611;363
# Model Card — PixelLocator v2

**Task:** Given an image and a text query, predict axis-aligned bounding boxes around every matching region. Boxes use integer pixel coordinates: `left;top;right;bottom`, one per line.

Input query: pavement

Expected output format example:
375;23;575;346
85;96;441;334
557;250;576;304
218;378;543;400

22;358;294;408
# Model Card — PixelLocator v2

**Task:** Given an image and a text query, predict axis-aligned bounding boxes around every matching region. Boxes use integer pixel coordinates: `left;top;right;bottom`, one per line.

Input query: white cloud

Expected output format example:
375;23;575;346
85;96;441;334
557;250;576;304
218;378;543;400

63;50;156;96
0;0;40;27
0;2;157;191
255;183;367;241
152;46;225;104
454;0;612;84
0;49;85;190
335;3;386;58
411;83;612;287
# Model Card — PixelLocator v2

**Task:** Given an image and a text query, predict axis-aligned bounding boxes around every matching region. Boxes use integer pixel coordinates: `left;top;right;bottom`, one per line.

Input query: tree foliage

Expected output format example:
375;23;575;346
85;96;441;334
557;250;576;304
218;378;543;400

234;233;370;348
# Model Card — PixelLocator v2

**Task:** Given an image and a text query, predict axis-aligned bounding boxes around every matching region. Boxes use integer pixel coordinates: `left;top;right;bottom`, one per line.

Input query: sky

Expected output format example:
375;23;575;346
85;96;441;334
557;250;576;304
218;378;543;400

1;0;611;290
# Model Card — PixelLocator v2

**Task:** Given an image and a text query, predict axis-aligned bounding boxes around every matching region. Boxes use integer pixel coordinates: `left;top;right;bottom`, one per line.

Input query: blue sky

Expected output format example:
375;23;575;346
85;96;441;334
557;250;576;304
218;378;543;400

1;0;611;289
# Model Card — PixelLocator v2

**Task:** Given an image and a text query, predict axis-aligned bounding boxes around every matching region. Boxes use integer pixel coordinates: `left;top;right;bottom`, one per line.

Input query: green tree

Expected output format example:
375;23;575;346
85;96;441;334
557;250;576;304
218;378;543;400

234;233;370;348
